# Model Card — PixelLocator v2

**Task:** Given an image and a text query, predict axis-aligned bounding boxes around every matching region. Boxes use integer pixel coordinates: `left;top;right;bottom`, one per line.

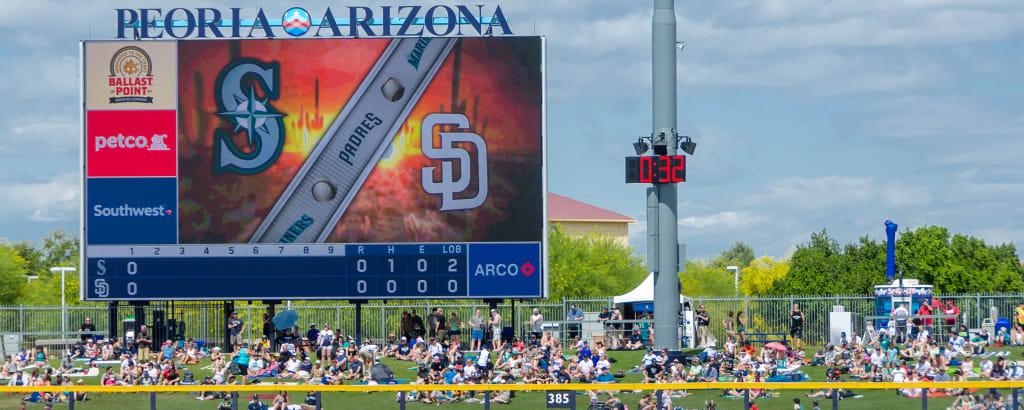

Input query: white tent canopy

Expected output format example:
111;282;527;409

613;273;691;305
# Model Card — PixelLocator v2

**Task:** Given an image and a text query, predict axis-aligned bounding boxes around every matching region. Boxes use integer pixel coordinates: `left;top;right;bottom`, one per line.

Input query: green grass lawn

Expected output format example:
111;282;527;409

3;347;1022;409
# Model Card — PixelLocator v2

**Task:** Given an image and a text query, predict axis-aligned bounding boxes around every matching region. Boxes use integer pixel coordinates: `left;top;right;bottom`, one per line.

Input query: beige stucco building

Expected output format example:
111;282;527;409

548;193;636;247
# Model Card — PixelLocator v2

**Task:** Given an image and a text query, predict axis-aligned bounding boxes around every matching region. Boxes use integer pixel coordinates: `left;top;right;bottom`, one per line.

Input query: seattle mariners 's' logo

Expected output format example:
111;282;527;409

212;59;285;175
282;8;311;36
421;113;489;211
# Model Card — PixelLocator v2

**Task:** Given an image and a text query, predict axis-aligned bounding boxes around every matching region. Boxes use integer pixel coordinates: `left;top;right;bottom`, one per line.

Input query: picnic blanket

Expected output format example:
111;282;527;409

903;388;978;398
766;372;809;382
721;392;779;399
246;362;280;380
353;379;410;385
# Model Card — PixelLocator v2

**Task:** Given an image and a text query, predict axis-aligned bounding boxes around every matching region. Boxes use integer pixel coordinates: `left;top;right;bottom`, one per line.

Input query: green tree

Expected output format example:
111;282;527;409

16;229;83;305
547;225;648;300
0;243;29;304
680;259;738;296
741;256;789;295
713;241;755;270
770;229;853;295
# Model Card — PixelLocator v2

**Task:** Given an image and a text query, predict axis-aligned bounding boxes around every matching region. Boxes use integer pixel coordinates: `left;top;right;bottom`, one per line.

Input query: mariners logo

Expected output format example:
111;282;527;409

282;8;311;36
213;59;286;174
108;46;155;104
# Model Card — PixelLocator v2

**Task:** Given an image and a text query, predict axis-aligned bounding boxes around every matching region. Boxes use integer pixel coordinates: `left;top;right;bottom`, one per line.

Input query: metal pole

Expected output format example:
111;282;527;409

832;391;838;410
921;388;926;410
743;388;749;409
231;391;238;410
355;302;363;345
400;391;406;410
150;392;157;410
62;269;66;350
1013;387;1018;410
315;391;322;410
651;0;680;351
484;391;491;410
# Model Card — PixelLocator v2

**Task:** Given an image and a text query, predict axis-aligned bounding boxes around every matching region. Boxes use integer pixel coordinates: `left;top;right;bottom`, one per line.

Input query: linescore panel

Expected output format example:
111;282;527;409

84;243;541;300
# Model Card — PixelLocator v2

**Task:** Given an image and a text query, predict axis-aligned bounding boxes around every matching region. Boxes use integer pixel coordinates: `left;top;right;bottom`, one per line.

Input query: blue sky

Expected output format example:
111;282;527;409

1;1;1022;260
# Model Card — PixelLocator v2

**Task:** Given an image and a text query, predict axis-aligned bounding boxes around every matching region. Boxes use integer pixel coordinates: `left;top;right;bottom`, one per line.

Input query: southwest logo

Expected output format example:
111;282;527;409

92;204;172;217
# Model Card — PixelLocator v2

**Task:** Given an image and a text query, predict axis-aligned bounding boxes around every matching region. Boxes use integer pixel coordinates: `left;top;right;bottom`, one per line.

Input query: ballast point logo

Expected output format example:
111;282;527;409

108;46;156;104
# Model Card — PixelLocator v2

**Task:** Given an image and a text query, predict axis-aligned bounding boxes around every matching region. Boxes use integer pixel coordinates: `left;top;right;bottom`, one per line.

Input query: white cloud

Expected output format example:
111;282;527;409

679;210;762;230
749;176;875;208
0;119;79;156
882;182;931;206
0;172;79;222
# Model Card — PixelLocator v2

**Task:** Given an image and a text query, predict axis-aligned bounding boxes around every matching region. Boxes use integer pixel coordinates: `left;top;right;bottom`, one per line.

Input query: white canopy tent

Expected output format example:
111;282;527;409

613;273;691;306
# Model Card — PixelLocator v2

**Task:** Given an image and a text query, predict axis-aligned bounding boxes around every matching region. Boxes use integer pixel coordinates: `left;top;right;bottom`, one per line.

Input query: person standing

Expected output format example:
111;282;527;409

566;305;584;341
435;308;447;342
427;308;440;339
469;309;484;351
410;310;425;339
610;309;624;348
261;307;274;347
790;304;805;350
137;325;153;361
893;303;910;344
530;308;544;341
78;318;96;342
696;305;710;348
448;311;463;348
1015;303;1024;346
597;307;612;342
736;311;747;343
228;311;245;351
490;309;503;349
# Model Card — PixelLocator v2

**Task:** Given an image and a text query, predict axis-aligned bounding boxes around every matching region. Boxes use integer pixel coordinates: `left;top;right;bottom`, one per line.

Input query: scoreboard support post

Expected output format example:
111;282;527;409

352;301;364;345
223;301;234;353
107;301;119;342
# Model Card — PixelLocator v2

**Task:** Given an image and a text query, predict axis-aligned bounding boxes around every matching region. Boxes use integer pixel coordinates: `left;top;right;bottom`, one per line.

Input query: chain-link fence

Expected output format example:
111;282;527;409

2;293;1021;353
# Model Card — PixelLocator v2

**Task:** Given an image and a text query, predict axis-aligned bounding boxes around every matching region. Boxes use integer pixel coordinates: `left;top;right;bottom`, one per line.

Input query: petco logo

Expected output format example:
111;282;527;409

92;203;172;217
94;134;171;152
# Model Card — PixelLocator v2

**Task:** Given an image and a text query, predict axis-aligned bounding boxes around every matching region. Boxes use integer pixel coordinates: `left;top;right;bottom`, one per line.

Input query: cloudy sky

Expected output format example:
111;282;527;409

1;0;1022;260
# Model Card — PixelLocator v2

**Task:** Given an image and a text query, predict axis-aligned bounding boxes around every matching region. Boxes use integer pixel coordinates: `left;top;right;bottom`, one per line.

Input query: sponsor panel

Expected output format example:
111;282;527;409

467;242;542;297
85;41;176;110
86;110;176;177
86;178;177;245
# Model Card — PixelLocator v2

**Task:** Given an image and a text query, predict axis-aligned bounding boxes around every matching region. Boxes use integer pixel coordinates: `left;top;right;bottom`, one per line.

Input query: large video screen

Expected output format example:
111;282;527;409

81;37;546;300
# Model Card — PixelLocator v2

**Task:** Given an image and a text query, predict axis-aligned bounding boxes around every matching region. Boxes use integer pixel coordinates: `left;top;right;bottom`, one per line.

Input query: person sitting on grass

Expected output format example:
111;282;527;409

700;358;719;382
395;337;413;361
971;331;989;355
344;355;364;381
161;363;180;385
32;346;47;369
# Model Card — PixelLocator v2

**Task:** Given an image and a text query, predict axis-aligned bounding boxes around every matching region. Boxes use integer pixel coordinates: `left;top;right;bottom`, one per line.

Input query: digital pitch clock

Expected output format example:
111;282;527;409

624;155;686;183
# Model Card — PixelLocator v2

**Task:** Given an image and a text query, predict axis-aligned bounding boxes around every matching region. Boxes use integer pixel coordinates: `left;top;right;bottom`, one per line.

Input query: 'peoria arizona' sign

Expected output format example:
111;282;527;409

116;5;513;39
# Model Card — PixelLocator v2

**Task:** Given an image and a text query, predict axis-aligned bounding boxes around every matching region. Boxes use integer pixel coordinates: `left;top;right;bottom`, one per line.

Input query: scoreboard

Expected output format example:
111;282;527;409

81;37;546;301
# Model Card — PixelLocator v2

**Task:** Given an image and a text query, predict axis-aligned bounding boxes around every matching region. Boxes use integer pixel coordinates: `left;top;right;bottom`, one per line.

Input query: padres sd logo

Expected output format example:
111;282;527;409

108;46;155;104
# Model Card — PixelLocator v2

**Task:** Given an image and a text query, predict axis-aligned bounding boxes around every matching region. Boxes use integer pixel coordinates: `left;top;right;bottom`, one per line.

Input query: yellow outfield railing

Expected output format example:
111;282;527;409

2;380;1024;393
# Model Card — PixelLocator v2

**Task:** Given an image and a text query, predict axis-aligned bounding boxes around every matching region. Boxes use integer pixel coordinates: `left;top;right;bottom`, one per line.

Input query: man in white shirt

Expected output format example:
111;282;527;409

980;358;994;378
427;338;443;358
529;309;544;340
